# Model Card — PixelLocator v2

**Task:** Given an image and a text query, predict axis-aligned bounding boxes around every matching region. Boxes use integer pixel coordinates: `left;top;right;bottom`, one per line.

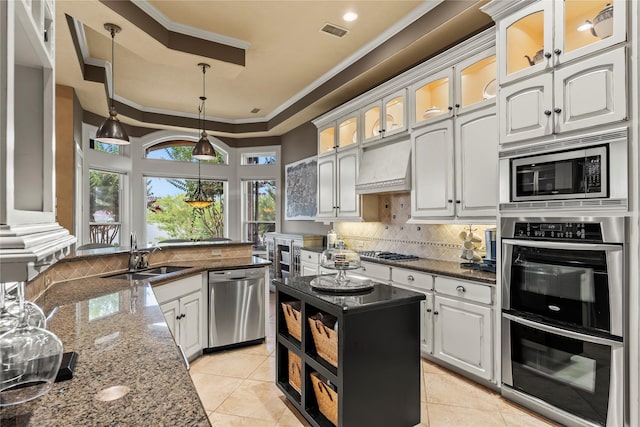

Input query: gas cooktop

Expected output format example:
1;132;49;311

359;251;420;261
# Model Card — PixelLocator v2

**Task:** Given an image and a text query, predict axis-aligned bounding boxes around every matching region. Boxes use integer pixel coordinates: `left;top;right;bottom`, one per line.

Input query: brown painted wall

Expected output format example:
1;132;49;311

280;122;330;235
55;85;76;233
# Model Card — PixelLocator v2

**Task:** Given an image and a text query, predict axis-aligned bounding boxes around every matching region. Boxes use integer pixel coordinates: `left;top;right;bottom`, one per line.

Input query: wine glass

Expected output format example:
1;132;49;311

0;282;63;407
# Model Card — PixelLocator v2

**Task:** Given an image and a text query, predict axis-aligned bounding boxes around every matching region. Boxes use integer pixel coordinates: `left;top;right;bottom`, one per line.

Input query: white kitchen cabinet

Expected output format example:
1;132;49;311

318;113;359;156
358;260;391;282
315;146;378;221
500;47;626;143
495;0;626;85
154;274;206;361
300;249;320;276
411;105;497;220
362;89;407;144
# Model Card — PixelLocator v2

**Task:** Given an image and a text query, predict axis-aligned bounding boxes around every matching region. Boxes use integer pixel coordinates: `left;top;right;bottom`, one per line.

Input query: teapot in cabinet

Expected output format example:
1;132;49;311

590;3;613;39
524;49;545;66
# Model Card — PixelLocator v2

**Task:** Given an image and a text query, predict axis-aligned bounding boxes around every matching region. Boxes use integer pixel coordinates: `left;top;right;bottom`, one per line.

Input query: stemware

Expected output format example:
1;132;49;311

0;282;63;406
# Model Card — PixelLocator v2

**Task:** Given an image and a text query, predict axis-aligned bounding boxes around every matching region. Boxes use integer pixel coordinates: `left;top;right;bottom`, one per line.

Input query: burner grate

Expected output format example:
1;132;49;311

359;251;419;261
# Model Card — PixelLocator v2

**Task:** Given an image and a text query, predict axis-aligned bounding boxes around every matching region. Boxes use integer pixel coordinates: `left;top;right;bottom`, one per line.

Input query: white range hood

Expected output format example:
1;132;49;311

0;223;76;282
356;140;411;194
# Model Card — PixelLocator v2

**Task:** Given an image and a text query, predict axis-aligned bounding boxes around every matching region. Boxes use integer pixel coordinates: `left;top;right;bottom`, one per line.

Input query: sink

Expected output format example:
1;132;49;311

103;266;191;280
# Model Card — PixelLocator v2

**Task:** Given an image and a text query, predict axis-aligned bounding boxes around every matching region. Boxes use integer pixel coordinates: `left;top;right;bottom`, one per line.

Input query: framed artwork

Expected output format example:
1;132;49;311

285;156;317;220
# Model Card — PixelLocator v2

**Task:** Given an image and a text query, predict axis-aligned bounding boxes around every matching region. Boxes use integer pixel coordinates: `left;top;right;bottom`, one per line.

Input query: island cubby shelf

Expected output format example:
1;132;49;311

275;276;425;427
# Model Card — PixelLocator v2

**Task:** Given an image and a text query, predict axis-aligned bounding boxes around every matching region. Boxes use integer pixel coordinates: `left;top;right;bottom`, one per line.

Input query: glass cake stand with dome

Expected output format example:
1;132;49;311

310;245;374;293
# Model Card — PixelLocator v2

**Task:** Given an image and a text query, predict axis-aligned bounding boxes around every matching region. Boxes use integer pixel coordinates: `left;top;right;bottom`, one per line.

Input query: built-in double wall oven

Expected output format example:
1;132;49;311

501;217;626;427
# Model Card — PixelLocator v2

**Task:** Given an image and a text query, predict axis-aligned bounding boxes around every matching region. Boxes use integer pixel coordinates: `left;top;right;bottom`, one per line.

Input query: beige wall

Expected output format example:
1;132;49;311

280;121;330;235
55;85;77;233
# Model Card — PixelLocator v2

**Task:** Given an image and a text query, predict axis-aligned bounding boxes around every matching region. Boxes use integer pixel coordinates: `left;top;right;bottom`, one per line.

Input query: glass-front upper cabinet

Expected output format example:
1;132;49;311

556;0;626;66
499;0;626;84
499;1;552;84
455;50;497;114
412;68;452;127
362;89;406;144
318;124;336;156
337;114;358;149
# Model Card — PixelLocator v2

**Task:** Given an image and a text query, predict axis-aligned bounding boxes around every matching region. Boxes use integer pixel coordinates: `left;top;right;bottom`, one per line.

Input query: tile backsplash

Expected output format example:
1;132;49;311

334;193;494;263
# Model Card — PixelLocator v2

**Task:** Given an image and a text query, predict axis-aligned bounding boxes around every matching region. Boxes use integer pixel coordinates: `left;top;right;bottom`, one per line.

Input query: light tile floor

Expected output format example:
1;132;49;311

190;294;559;427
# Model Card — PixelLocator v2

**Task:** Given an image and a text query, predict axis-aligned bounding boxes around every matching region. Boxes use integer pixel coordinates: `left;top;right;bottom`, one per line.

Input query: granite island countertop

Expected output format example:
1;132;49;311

302;247;496;284
0;256;269;426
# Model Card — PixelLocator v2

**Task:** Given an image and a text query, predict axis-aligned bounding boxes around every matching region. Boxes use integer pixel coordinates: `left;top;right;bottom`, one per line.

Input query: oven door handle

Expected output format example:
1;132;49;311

503;313;622;347
502;239;622;252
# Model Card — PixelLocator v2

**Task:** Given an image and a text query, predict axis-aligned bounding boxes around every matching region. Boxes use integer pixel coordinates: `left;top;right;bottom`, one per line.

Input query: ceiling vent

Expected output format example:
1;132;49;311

321;23;348;38
250;108;261;114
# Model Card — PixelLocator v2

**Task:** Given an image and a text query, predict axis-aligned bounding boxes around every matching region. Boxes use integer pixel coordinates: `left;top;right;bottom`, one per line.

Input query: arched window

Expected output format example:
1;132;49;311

145;139;226;164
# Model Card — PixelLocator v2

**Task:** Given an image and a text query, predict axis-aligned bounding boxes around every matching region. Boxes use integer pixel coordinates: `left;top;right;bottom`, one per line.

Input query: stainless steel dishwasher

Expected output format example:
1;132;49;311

207;268;266;350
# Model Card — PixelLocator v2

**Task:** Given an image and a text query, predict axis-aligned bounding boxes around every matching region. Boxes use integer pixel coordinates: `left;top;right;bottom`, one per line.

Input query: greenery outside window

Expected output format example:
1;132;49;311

89;169;123;245
145;140;226;164
90;138;121;155
242;179;276;249
241;152;276;165
146;176;225;244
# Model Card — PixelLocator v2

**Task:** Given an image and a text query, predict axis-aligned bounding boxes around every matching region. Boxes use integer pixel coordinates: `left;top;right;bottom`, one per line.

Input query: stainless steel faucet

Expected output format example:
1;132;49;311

128;232;138;272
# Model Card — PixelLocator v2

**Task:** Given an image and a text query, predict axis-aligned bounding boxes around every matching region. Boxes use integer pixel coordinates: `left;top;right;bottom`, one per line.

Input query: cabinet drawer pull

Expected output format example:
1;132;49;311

456;285;466;293
407;275;414;282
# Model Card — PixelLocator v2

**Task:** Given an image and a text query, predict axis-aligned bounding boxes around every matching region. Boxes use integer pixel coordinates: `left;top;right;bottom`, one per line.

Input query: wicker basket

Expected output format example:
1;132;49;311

281;301;302;341
288;351;302;393
308;315;338;367
310;372;338;426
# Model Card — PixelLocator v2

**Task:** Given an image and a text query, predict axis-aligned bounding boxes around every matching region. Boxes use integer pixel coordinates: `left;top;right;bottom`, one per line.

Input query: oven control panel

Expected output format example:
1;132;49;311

514;222;603;241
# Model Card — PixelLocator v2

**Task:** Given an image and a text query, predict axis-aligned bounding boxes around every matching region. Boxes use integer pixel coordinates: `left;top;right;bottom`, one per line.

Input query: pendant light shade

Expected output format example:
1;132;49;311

192;63;216;160
185;161;213;209
96;23;129;145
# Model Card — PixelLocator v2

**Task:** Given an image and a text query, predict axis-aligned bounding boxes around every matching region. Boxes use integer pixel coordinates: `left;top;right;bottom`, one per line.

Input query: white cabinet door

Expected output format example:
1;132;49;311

500;74;553;144
301;262;319;277
454;106;498;218
316;155;336;219
161;299;180;339
411;121;455;218
433;295;493;381
554;47;627;134
180;290;204;360
422;292;434;356
336;148;359;219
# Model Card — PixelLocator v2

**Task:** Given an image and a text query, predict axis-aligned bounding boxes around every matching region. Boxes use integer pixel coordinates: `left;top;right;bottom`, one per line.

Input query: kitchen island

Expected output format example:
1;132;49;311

275;275;425;427
0;242;269;426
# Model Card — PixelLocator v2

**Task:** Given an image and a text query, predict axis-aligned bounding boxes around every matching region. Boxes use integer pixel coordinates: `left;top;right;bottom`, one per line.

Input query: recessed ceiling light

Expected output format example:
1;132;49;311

343;12;358;22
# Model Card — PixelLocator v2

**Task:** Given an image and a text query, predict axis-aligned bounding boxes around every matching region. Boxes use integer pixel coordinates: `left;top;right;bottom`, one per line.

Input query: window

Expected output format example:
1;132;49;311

242;180;276;249
89;169;123;245
146;176;225;244
90;139;122;155
241;152;276;165
145;140;226;164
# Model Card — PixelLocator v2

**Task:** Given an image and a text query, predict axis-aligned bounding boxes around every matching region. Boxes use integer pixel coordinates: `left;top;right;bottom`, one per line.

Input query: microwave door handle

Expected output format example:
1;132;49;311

533;169;539;195
502;239;622;252
503;313;622;347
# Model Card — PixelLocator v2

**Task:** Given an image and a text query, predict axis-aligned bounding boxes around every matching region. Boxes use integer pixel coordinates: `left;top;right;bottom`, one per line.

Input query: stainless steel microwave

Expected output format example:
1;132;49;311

499;129;628;212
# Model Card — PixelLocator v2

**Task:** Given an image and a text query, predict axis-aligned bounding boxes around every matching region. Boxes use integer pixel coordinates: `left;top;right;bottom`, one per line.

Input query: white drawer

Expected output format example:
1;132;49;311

434;276;492;305
153;273;203;304
391;267;433;291
300;249;320;264
359;261;391;282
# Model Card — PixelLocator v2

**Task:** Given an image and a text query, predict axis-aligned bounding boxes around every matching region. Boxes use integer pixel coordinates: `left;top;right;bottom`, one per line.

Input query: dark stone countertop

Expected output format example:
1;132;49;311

275;276;425;314
302;247;496;284
0;257;269;426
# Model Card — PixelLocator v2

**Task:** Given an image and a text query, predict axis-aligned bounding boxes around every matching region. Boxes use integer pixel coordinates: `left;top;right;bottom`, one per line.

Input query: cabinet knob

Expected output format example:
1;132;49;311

456;285;466;293
454;104;460;108
544;51;552;59
447;199;453;203
176;315;181;320
544;110;552;116
456;200;461;204
361;266;367;271
407;275;414;282
447;106;453;111
379;129;383;134
554;49;562;55
426;308;432;313
434;311;439;316
554;108;562;114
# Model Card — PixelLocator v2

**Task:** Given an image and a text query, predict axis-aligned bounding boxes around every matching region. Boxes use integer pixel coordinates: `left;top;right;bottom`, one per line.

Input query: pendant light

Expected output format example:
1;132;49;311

185;160;213;209
192;63;217;160
95;23;129;145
